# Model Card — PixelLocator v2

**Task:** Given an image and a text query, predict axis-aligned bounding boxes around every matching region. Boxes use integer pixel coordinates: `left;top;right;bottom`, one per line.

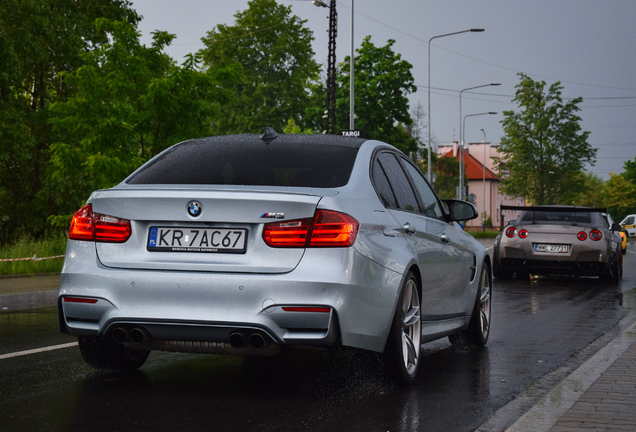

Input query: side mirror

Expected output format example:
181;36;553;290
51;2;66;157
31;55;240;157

443;199;479;222
611;223;620;232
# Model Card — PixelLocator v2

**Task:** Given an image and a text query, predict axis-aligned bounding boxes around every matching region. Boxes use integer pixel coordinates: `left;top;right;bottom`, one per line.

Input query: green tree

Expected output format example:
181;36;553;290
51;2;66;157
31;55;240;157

198;0;319;134
431;155;464;200
602;173;636;220
622;156;636;183
0;0;139;244
335;36;417;152
566;172;605;208
497;73;596;204
48;19;232;223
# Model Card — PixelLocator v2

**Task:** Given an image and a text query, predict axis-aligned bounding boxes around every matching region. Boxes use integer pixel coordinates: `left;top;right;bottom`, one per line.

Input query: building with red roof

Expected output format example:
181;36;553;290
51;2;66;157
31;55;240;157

437;142;524;229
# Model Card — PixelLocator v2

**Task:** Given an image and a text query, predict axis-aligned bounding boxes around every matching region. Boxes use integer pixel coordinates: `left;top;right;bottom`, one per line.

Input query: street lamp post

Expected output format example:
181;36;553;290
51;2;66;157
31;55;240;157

481;128;487;232
427;28;484;184
460;111;497;201
458;83;500;199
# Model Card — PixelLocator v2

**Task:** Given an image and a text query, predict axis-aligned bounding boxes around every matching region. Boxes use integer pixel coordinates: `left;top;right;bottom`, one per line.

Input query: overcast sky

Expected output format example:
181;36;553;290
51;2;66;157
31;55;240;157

130;0;636;180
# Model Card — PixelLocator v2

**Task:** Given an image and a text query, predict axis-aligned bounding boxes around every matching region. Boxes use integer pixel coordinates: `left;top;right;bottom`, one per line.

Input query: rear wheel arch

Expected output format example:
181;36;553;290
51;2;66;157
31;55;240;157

408;264;423;299
482;254;493;279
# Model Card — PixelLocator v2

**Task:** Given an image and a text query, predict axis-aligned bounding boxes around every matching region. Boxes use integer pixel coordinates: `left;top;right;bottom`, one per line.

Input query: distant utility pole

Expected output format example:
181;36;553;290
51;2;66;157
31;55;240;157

313;0;338;134
326;0;337;134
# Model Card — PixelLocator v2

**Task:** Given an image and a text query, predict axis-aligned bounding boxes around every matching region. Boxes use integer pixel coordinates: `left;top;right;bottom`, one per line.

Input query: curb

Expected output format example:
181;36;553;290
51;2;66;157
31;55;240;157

0;290;58;312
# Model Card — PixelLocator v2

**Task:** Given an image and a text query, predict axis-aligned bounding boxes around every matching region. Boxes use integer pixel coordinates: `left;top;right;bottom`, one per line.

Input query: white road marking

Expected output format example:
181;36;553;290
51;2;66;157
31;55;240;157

0;342;78;360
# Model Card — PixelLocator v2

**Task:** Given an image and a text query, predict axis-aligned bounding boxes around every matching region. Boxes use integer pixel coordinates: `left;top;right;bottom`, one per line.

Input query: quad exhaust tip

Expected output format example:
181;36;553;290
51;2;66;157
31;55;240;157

229;331;269;350
111;327;274;352
111;326;150;344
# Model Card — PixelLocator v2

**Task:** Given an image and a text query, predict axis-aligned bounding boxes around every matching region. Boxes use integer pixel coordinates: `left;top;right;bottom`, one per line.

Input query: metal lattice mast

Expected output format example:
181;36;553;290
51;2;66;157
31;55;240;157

325;0;337;134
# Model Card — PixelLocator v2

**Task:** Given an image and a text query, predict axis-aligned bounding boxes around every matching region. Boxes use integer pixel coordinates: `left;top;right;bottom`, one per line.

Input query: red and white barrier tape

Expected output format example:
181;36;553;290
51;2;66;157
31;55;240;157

0;254;65;263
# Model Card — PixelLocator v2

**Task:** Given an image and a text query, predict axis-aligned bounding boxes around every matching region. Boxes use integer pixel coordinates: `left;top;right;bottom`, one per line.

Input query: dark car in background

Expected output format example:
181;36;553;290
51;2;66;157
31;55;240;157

494;206;622;283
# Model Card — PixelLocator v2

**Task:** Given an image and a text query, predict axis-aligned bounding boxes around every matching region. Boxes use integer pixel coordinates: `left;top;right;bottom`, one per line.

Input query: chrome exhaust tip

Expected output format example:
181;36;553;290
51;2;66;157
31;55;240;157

229;332;247;349
112;327;130;344
249;333;267;350
129;327;151;344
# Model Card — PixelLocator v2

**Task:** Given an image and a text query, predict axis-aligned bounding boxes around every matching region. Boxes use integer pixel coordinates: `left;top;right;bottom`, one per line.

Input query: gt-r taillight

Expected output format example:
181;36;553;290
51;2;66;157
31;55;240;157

590;229;602;241
69;204;132;243
577;231;587;241
263;210;359;248
518;229;528;239
505;226;516;238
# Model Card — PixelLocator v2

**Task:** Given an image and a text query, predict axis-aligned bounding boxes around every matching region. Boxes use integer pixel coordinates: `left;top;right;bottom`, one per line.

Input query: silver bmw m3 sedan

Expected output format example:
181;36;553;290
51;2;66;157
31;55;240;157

58;130;492;385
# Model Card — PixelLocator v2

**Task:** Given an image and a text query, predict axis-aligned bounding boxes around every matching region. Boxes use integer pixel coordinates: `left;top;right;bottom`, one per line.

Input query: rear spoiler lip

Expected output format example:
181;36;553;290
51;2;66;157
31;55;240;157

500;205;607;213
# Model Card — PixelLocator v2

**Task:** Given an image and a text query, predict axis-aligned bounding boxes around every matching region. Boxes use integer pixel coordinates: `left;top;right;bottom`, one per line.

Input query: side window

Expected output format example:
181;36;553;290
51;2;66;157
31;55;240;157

401;159;444;220
372;159;397;208
627;216;634;225
376;153;420;213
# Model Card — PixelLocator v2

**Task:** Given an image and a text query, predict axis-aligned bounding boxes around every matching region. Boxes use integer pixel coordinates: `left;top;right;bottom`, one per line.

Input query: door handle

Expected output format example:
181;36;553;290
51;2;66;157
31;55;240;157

440;233;449;244
403;223;416;235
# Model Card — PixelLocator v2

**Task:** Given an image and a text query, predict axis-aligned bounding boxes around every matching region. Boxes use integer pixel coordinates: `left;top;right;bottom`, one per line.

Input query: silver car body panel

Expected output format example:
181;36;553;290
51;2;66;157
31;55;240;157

59;137;488;353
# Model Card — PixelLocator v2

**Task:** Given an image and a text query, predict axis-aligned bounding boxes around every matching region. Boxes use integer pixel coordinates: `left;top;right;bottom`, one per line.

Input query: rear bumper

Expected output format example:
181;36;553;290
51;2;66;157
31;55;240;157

58;240;402;353
497;257;610;277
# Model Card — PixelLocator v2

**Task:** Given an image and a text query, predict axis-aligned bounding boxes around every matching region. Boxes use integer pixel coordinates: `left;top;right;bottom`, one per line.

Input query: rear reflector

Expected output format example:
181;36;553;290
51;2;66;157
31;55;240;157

69;204;131;243
63;297;98;304
263;210;359;248
282;307;331;313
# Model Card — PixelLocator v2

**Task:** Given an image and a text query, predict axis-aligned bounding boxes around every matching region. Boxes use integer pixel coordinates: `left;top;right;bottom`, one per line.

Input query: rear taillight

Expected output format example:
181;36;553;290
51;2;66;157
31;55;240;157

309;210;359;247
263;210;359;248
262;217;313;247
577;231;587;241
590;229;602;241
518;229;528;239
505;226;516;238
69;204;132;243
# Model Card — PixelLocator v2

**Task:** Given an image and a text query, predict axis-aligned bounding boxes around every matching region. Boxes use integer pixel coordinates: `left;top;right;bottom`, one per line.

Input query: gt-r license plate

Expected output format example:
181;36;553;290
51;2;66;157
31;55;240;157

147;227;247;253
534;243;569;254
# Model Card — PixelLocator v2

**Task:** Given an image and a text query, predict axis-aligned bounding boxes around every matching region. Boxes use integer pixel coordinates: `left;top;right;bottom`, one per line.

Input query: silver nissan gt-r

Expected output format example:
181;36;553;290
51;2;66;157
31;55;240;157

493;205;623;283
58;130;491;385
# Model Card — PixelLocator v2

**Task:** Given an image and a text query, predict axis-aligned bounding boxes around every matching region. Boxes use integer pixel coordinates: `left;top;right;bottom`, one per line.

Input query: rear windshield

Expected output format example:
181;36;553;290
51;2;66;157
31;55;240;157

127;139;359;188
521;211;592;224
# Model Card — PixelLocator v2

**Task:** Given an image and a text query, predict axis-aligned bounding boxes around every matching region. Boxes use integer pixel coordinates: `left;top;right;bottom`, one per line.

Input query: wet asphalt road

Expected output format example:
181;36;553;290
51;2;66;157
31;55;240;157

1;249;635;432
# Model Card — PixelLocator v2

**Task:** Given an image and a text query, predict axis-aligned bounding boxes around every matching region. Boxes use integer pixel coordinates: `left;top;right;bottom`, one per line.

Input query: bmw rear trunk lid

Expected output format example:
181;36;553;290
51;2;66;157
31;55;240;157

90;133;364;273
92;187;325;273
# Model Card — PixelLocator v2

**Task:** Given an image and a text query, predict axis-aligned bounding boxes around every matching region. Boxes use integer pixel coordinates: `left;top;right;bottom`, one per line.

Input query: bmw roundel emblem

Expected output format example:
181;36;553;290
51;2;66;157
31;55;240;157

187;201;202;217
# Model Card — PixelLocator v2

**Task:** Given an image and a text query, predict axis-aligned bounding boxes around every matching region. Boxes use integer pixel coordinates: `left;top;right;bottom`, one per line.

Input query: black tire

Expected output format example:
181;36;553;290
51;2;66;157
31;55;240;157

383;272;421;386
493;246;512;280
493;263;512;280
78;336;150;371
601;249;622;285
449;263;492;349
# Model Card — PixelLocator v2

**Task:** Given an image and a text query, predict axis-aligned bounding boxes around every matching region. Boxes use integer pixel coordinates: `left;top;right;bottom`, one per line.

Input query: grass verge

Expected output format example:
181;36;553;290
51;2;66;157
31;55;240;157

0;236;66;276
465;229;500;239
